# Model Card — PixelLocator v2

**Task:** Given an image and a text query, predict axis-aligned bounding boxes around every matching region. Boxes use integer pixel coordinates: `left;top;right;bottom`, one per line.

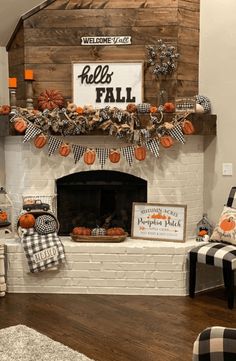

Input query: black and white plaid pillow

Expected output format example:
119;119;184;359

35;214;58;235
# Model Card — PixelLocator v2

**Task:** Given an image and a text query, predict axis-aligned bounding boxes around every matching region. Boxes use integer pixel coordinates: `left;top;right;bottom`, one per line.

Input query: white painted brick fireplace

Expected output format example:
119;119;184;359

3;135;223;295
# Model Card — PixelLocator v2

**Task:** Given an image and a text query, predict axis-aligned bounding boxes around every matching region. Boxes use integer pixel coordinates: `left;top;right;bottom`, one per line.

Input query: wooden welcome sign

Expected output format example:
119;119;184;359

131;203;187;242
73;62;143;108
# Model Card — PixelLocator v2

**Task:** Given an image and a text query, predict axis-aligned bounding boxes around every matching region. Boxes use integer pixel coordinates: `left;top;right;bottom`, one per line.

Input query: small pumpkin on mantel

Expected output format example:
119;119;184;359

38;89;65;110
159;135;174;148
34;133;47;149
14;117;27;134
134;146;146;161
59;143;71;157
109;149;120;163
84;149;96;165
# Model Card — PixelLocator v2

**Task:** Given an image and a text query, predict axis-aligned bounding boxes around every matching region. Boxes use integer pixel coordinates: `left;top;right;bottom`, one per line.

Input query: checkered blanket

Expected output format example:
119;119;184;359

21;228;65;273
193;326;236;360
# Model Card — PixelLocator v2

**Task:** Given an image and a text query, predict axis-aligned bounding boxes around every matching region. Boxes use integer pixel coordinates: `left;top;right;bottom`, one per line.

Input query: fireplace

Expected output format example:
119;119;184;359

56;170;147;235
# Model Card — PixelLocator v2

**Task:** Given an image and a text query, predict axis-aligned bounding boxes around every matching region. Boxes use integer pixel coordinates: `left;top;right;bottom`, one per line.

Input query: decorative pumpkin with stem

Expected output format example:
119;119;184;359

134;146;146;161
159;135;174;148
34;133;47;149
84;149;96;165
19;213;36;229
14;117;27;134
182;120;195;135
72;227;91;236
38;89;65;110
59;143;71;157
0;210;8;222
106;227;126;236
109;149;120;163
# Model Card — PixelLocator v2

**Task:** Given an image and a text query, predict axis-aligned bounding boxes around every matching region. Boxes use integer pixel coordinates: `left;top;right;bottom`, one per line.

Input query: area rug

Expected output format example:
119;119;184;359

0;324;95;361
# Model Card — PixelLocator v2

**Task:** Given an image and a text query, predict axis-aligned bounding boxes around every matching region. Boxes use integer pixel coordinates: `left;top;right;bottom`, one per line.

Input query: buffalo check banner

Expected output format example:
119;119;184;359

48;136;63;156
23;123;41;143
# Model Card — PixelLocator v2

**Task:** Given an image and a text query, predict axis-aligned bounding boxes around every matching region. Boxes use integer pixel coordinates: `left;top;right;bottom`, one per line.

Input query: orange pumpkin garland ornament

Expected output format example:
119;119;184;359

159;135;174;148
84;149;96;165
59;143;71;157
182;119;195;135
14;117;28;134
134;146;146;161
109;149;120;163
34;133;47;149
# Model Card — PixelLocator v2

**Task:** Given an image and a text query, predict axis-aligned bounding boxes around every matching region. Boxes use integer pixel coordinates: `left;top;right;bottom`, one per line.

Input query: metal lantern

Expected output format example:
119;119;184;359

0;187;14;238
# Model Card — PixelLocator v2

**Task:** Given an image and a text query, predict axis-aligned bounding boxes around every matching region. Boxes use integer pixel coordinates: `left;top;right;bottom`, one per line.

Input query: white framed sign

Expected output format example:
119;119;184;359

73;62;143;108
131;203;187;242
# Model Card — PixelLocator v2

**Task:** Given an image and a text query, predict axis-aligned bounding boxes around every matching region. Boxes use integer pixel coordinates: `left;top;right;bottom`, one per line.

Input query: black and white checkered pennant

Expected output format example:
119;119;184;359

122;146;135;166
96;148;109;168
23;122;41;143
145;139;160;157
48;136;63;156
72;144;86;163
168;124;185;144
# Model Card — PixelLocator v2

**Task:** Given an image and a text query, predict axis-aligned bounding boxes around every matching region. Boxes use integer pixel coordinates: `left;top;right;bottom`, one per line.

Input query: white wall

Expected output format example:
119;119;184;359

200;1;236;224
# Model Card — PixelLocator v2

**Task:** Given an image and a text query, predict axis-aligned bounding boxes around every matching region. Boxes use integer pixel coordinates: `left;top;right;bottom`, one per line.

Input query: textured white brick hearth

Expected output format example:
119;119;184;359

5;238;222;295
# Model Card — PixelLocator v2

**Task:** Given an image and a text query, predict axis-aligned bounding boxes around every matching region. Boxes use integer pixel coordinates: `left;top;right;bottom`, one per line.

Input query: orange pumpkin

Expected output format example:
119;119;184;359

14;117;27;134
76;106;84;114
0;105;10;115
19;213;36;229
0;210;7;222
84;149;96;165
72;227;91;236
150;106;158;113
182;120;195;135
163;102;175;113
107;227;126;236
134;146;146;161
160;135;174;148
198;229;208;236
38;89;64;110
220;217;236;232
34;134;47;149
59;143;71;157
109;149;120;163
126;103;137;113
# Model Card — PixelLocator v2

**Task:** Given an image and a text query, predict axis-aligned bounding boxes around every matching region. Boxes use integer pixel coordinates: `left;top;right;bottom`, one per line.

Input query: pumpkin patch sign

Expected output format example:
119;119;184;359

73;62;143;108
131;203;187;242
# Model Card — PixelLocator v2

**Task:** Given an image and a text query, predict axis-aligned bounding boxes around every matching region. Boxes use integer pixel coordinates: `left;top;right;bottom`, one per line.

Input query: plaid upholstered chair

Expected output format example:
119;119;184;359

193;326;236;361
189;187;236;309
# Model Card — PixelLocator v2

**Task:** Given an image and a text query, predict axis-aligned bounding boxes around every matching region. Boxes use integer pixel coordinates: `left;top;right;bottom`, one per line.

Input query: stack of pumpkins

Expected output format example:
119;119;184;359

72;226;126;237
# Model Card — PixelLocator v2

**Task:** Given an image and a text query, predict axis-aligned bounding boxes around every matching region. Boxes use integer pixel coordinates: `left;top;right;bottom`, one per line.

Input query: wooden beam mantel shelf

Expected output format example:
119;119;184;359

0;113;216;137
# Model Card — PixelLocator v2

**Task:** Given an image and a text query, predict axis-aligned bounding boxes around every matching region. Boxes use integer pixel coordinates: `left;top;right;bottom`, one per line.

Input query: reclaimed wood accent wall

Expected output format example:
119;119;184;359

7;0;200;107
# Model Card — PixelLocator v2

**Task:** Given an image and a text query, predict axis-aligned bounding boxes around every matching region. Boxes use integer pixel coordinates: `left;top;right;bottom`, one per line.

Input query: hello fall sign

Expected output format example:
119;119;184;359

73;62;143;108
131;203;187;242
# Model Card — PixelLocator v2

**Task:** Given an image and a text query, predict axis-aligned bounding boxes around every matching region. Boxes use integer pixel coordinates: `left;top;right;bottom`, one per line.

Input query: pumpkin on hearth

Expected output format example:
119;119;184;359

14;117;27;134
38;89;65;110
84;149;96;165
107;227;126;236
0;210;7;222
34;134;47;149
19;213;36;229
59;143;71;157
182;120;195;135
109;149;120;163
134;146;146;161
91;227;106;236
72;227;91;236
159;135;174;148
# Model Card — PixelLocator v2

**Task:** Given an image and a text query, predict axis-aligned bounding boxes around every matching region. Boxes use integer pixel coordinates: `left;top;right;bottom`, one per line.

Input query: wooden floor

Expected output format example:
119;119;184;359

0;289;235;361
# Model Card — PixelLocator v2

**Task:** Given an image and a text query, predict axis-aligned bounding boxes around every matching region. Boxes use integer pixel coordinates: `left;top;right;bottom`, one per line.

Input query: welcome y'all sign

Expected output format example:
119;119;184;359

81;36;131;45
73;62;143;108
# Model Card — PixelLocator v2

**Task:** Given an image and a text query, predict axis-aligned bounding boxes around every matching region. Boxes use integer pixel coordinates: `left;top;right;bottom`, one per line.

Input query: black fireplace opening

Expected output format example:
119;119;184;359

56;170;147;235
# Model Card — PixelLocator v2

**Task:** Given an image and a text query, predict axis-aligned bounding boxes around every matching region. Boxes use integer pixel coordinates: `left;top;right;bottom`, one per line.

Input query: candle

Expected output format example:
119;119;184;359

8;77;17;88
24;69;34;80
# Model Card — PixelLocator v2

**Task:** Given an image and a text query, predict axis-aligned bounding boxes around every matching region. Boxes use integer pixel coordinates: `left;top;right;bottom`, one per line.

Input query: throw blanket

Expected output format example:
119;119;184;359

21;228;65;273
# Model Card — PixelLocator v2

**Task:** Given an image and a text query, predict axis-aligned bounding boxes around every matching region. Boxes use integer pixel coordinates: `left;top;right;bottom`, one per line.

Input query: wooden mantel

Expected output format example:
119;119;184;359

0;113;216;137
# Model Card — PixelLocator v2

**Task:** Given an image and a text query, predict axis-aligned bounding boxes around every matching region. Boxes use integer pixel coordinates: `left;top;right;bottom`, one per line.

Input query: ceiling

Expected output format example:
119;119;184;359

0;0;45;47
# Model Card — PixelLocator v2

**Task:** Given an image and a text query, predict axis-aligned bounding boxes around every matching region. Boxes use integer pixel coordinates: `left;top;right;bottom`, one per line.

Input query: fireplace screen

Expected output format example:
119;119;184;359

56;170;147;235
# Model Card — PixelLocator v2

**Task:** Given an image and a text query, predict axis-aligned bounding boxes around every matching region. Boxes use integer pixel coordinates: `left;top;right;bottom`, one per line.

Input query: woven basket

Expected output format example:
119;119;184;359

70;233;128;243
